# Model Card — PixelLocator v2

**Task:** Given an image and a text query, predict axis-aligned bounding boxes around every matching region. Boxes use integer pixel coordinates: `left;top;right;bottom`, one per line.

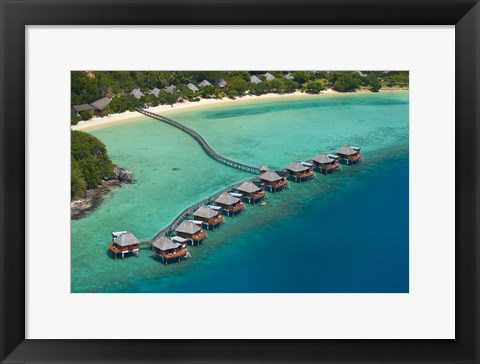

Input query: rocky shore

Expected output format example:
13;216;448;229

71;166;133;220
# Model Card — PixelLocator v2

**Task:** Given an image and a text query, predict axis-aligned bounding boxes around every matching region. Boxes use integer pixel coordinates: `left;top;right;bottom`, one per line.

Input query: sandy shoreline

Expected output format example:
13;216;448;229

71;88;408;132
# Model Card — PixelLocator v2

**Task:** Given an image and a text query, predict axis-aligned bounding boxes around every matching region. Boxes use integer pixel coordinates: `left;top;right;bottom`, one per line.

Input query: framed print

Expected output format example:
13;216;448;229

1;0;479;363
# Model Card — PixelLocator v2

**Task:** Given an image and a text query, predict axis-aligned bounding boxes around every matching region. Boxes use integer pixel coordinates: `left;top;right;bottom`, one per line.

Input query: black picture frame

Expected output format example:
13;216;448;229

1;1;479;363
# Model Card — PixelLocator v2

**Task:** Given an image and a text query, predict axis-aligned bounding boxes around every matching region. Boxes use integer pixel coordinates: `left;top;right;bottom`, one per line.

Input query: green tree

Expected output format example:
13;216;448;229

71;157;87;198
306;81;326;94
227;76;248;96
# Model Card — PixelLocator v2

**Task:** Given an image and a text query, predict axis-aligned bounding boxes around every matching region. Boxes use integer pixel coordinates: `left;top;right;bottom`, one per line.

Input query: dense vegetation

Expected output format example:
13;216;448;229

71;130;114;199
71;71;408;124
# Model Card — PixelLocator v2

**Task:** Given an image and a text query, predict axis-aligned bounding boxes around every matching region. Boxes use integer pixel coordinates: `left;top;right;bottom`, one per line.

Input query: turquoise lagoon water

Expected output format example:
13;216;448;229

71;91;409;293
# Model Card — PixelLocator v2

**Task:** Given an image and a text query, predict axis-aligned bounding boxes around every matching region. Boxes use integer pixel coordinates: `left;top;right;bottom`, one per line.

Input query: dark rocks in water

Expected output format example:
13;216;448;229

112;166;133;183
172;167;180;171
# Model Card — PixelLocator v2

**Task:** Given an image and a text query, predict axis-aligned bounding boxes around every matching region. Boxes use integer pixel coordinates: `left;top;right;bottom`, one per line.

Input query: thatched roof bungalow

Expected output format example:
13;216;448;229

264;72;275;81
250;75;262;84
187;83;199;92
72;103;94;115
108;231;140;259
199;79;212;87
215;192;245;216
152;236;188;265
336;144;362;165
218;79;227;88
175;220;207;245
283;73;294;80
193;205;224;229
259;170;288;192
285;161;315;182
131;88;145;99
89;97;111;113
236;181;266;203
312;152;340;174
165;85;177;94
149;87;161;96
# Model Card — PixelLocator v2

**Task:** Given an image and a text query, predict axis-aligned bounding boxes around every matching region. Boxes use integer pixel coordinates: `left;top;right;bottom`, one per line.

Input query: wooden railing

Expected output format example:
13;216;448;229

136;108;260;174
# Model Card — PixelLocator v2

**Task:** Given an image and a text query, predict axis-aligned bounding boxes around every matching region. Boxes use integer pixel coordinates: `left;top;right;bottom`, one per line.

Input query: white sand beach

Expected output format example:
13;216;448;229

71;88;406;132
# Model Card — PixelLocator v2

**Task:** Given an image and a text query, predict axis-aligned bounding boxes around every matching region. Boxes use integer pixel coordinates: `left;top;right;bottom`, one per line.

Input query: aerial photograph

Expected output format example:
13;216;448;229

70;70;409;293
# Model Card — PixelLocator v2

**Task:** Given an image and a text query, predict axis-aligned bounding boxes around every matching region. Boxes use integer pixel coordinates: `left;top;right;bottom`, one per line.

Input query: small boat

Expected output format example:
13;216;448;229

259;201;267;206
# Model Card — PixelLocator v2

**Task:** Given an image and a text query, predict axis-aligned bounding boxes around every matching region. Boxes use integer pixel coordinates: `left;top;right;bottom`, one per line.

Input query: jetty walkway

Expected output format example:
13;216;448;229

136;108;260;174
140;176;258;245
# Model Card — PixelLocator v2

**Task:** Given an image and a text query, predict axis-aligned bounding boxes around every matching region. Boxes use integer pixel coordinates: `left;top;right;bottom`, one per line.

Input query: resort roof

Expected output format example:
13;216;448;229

193;205;218;219
215;192;240;206
72;104;94;112
89;97;111;111
152;236;180;251
112;231;139;247
260;170;283;182
259;164;269;172
187;83;199;92
149;87;161;96
337;144;358;156
236;181;261;193
131;88;145;99
283;73;294;80
175;220;202;234
250;75;262;84
165;85;177;94
199;79;212;87
264;72;275;81
313;153;335;164
218;79;227;88
286;161;309;172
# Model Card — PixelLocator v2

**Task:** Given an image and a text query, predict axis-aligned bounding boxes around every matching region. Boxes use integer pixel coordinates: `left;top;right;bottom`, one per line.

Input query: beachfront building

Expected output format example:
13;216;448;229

175;220;207;246
199;79;212;87
285;161;315;182
235;181;266;204
312;153;340;174
108;231;140;259
250;75;262;84
336;145;362;165
89;97;111;114
149;87;161;96
152;236;188;265
165;85;177;94
215;192;245;216
187;83;199;93
72;103;94;116
283;73;294;80
260;170;289;192
264;72;275;81
131;88;145;99
193;205;224;229
218;79;227;88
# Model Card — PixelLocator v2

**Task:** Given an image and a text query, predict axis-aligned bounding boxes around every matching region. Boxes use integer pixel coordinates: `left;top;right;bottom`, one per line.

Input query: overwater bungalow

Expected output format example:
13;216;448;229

218;79;227;88
108;231;140;259
152;236;188;265
193;205;224;229
235;181;266;204
199;79;212;87
165;85;177;94
89;97;111;114
285;161;315;182
187;83;199;93
312;152;340;174
175;220;207;246
337;144;362;165
264;72;275;81
250;75;262;84
259;165;269;174
131;88;144;99
215;192;245;216
260;170;289;192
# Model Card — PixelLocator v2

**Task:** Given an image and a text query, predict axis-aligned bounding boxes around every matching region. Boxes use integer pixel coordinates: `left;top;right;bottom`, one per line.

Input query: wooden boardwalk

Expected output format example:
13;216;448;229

140;176;258;246
136;108;260;174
